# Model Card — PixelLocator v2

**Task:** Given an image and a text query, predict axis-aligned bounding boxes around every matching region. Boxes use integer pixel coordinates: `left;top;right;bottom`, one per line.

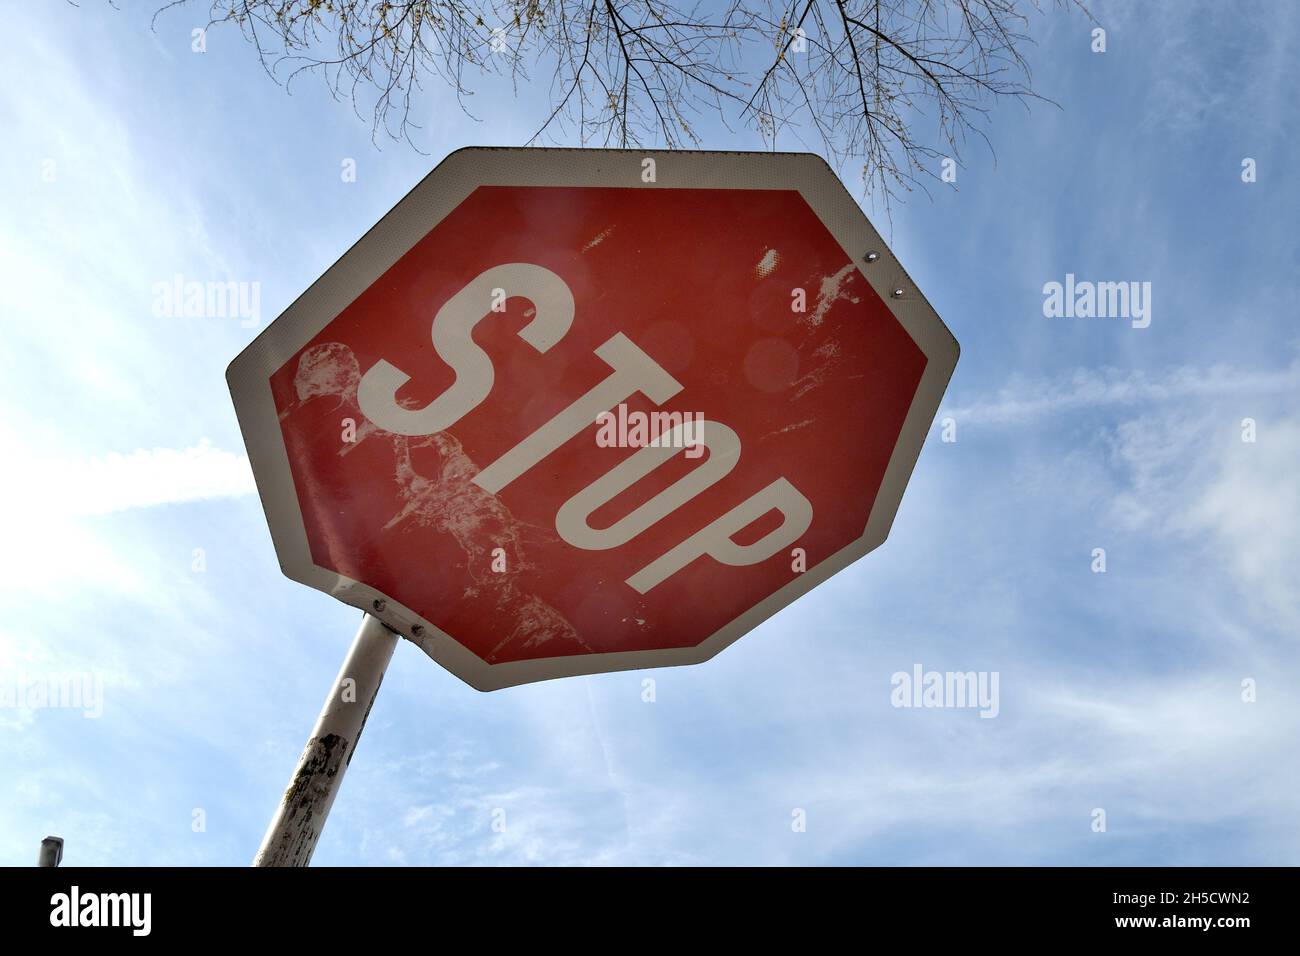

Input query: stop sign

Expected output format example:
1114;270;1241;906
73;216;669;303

228;148;957;690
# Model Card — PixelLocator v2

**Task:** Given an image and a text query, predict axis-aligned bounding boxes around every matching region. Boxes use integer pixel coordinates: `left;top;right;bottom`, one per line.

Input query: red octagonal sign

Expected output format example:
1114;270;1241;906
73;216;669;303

228;148;958;690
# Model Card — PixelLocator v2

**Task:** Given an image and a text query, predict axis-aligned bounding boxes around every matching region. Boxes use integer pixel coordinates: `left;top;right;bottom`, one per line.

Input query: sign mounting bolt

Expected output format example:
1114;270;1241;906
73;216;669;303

864;251;880;263
372;599;386;613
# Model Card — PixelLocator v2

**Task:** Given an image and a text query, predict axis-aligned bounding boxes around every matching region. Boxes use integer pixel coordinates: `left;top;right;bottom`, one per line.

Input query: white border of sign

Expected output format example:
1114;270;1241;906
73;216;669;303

227;147;958;691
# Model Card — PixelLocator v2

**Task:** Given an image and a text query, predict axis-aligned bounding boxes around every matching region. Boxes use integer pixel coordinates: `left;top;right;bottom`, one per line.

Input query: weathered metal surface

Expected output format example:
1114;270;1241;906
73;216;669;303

38;836;64;867
227;148;959;692
253;614;397;867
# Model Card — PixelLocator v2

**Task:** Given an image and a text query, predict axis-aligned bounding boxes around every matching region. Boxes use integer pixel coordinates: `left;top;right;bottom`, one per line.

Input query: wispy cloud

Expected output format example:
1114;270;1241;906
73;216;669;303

1;439;255;517
942;352;1300;426
0;434;256;522
1109;412;1300;632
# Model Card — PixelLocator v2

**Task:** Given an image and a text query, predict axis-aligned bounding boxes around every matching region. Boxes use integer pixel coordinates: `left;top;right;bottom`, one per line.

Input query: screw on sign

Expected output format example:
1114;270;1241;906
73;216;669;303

228;148;958;864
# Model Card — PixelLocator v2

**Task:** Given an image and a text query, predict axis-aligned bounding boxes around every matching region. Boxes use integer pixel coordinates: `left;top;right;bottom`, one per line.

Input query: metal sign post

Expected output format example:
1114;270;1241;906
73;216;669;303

253;614;398;867
38;836;64;867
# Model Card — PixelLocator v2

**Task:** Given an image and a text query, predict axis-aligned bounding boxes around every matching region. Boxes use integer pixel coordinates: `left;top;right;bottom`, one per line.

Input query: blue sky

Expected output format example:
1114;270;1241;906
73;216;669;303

1;1;1297;866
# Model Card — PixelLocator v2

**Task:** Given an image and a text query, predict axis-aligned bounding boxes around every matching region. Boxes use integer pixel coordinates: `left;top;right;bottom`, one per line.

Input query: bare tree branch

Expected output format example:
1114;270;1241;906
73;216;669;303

153;0;1091;202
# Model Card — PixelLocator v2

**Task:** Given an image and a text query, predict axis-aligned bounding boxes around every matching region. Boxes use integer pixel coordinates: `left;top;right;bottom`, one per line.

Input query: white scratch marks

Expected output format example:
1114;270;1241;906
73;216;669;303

762;418;815;440
288;343;378;453
285;342;588;662
792;342;843;400
807;263;859;327
488;596;587;659
755;248;781;278
582;225;616;252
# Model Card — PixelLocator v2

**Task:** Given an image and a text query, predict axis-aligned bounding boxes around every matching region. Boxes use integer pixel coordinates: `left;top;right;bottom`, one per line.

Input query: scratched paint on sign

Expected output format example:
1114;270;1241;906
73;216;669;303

269;186;926;665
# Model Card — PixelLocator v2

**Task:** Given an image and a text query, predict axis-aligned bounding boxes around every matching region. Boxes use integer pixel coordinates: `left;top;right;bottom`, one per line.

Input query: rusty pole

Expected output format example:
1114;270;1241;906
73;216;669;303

253;614;398;866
